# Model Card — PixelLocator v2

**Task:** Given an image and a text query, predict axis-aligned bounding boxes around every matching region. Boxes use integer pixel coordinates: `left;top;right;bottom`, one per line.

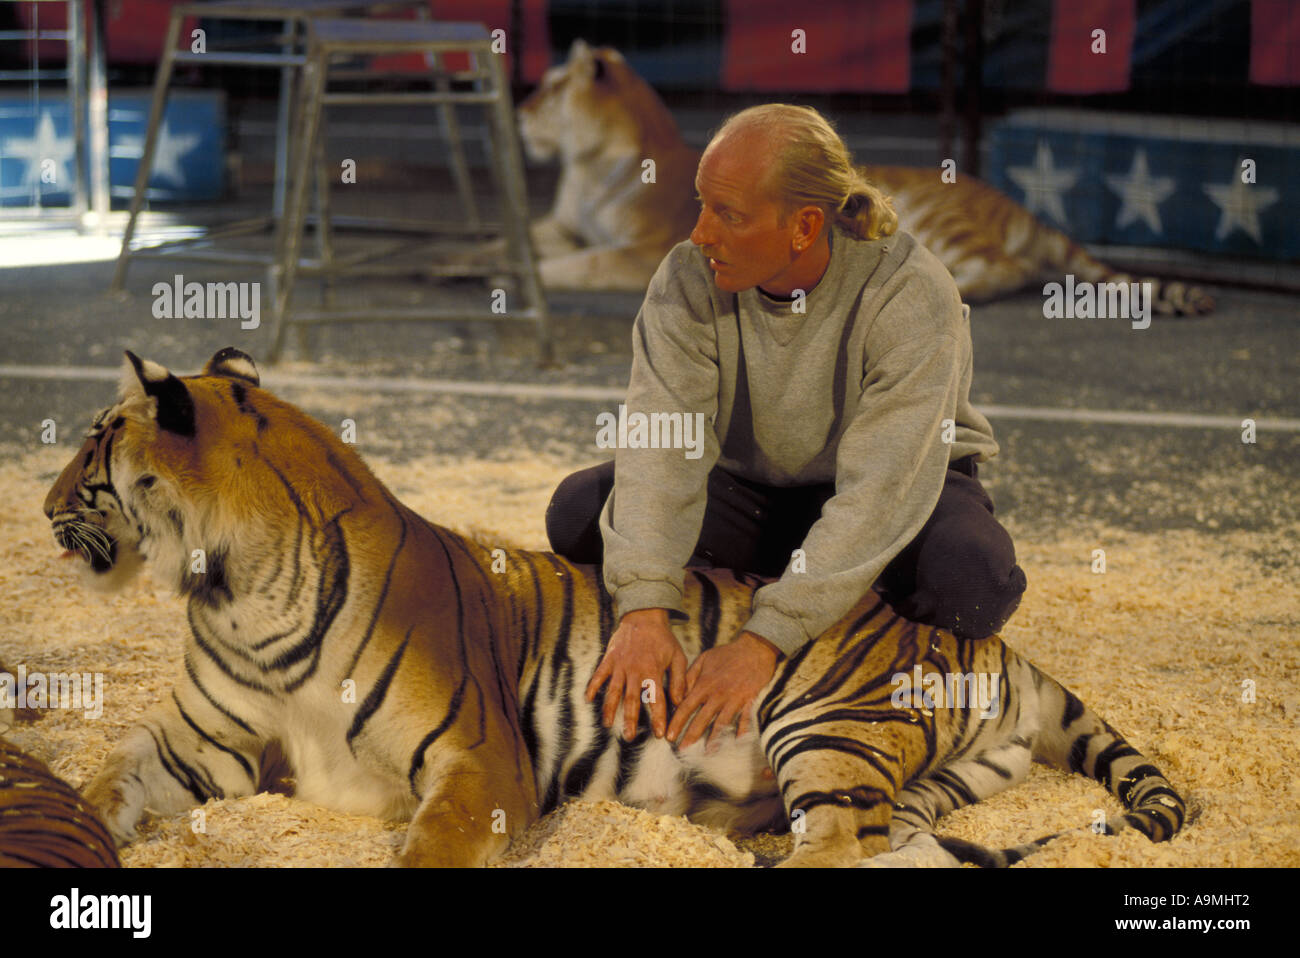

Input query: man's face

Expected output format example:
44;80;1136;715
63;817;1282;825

689;134;803;296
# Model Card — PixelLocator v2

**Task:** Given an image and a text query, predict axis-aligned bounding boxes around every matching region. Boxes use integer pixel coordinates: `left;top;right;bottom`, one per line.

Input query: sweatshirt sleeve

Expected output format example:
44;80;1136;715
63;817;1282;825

743;330;967;656
599;249;722;622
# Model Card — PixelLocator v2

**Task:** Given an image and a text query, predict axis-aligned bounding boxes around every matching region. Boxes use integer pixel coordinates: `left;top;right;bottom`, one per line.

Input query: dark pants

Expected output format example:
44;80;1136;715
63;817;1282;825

544;455;1026;642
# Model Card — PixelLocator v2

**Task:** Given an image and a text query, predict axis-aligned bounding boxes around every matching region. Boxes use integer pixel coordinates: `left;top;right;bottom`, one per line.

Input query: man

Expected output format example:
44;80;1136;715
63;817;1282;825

545;104;1026;752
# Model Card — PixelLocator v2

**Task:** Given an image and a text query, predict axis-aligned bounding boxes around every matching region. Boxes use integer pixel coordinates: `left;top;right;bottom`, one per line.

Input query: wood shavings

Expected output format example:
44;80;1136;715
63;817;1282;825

5;445;1297;867
492;800;754;868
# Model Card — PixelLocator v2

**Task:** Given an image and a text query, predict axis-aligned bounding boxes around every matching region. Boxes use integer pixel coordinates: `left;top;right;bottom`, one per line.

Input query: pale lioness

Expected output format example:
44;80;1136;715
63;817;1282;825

513;39;701;291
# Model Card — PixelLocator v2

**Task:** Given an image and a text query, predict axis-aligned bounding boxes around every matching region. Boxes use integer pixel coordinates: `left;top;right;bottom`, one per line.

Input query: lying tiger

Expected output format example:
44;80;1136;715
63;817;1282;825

515;40;1212;315
44;348;1186;867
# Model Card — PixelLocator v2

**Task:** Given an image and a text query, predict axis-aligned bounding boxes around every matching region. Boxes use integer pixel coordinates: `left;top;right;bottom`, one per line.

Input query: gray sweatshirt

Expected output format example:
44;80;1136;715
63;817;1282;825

599;225;999;656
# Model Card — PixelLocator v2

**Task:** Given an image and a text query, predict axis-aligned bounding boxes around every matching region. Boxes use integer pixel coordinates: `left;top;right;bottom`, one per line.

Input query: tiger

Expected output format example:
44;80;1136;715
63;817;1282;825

511;39;702;291
0;738;121;868
43;347;1185;867
517;41;1213;315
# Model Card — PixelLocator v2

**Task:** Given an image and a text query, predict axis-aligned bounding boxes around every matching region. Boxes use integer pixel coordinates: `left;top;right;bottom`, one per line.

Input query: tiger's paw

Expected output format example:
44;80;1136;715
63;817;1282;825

1148;278;1215;316
393;829;505;868
390;841;461;868
1164;281;1215;315
83;777;144;847
774;844;864;868
391;845;493;868
856;844;961;868
89;800;142;848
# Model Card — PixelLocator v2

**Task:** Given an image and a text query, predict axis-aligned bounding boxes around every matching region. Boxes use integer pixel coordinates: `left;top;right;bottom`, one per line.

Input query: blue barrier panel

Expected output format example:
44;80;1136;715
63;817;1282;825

988;109;1298;260
0;89;225;208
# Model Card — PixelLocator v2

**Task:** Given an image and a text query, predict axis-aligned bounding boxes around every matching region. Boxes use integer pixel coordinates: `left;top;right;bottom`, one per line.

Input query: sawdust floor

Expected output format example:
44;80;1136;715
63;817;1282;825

2;445;1297;867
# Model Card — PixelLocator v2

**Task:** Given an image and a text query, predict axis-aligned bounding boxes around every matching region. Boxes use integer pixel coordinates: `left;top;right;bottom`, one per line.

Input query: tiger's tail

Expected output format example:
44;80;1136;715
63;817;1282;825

931;668;1186;869
1032;669;1186;841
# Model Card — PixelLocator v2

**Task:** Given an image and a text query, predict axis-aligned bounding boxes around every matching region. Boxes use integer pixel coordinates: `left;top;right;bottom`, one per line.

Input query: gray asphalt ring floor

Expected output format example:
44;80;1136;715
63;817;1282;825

2;239;1297;558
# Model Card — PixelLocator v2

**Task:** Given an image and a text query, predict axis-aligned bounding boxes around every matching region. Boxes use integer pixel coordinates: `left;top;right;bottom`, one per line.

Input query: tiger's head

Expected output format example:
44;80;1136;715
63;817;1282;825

517;39;685;163
43;347;363;596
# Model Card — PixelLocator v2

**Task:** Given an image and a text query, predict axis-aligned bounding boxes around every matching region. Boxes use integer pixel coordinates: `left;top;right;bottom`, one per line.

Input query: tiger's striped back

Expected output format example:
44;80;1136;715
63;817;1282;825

0;739;120;867
502;554;1185;866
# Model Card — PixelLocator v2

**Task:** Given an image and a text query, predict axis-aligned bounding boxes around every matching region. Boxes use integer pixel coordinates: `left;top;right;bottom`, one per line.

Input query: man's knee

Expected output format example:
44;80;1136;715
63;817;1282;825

545;462;614;562
888;524;1027;640
940;562;1027;640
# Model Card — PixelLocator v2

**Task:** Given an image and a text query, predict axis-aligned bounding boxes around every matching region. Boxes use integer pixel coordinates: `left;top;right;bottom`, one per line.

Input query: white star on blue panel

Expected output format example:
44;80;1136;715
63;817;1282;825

114;119;203;189
1104;149;1177;234
1006;140;1080;226
1203;170;1279;245
1;110;76;195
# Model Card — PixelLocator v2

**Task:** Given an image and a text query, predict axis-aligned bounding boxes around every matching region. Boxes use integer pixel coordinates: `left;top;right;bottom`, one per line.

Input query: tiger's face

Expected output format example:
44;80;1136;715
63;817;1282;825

43;398;148;590
43;347;263;593
518;39;630;163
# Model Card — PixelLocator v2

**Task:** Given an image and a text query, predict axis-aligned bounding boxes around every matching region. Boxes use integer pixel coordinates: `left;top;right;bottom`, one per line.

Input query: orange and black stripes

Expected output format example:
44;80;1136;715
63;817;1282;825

0;740;120;868
46;349;1189;867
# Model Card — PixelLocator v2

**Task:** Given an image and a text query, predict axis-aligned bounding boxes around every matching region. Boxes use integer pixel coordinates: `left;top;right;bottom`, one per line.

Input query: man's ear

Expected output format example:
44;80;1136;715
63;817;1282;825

122;351;196;437
793;205;827;252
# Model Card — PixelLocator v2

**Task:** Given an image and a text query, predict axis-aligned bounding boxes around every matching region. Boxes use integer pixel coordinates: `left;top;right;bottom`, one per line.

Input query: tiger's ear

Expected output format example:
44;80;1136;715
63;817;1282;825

121;351;196;437
568;38;603;79
203;346;260;387
568;38;592;63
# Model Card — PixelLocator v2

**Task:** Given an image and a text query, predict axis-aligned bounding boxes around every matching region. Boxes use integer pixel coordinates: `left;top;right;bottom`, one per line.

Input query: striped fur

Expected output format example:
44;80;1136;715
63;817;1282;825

864;164;1214;315
517;43;1213;316
44;349;1185;867
0;739;120;867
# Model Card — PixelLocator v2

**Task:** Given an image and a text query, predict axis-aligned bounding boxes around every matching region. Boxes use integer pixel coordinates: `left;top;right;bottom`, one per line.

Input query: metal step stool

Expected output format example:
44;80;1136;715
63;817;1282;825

109;0;478;284
266;17;550;363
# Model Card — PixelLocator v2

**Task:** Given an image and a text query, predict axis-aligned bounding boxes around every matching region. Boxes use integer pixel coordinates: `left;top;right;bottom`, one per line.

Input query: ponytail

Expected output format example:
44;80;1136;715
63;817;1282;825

837;168;898;240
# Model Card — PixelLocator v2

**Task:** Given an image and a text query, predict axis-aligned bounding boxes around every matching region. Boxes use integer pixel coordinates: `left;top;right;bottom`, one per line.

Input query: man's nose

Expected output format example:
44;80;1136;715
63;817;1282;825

690;208;714;248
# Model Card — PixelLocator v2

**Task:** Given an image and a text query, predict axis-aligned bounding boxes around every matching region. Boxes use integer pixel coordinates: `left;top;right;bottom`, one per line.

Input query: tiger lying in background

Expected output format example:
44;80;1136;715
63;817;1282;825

44;348;1186;867
516;41;1213;315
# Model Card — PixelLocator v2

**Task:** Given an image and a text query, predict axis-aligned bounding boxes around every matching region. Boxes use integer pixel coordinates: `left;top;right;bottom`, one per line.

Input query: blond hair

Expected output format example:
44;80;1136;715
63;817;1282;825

708;104;899;241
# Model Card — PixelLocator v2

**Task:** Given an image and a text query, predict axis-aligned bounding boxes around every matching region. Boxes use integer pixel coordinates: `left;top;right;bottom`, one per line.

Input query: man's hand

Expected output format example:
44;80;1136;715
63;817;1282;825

586;608;688;741
666;631;780;752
